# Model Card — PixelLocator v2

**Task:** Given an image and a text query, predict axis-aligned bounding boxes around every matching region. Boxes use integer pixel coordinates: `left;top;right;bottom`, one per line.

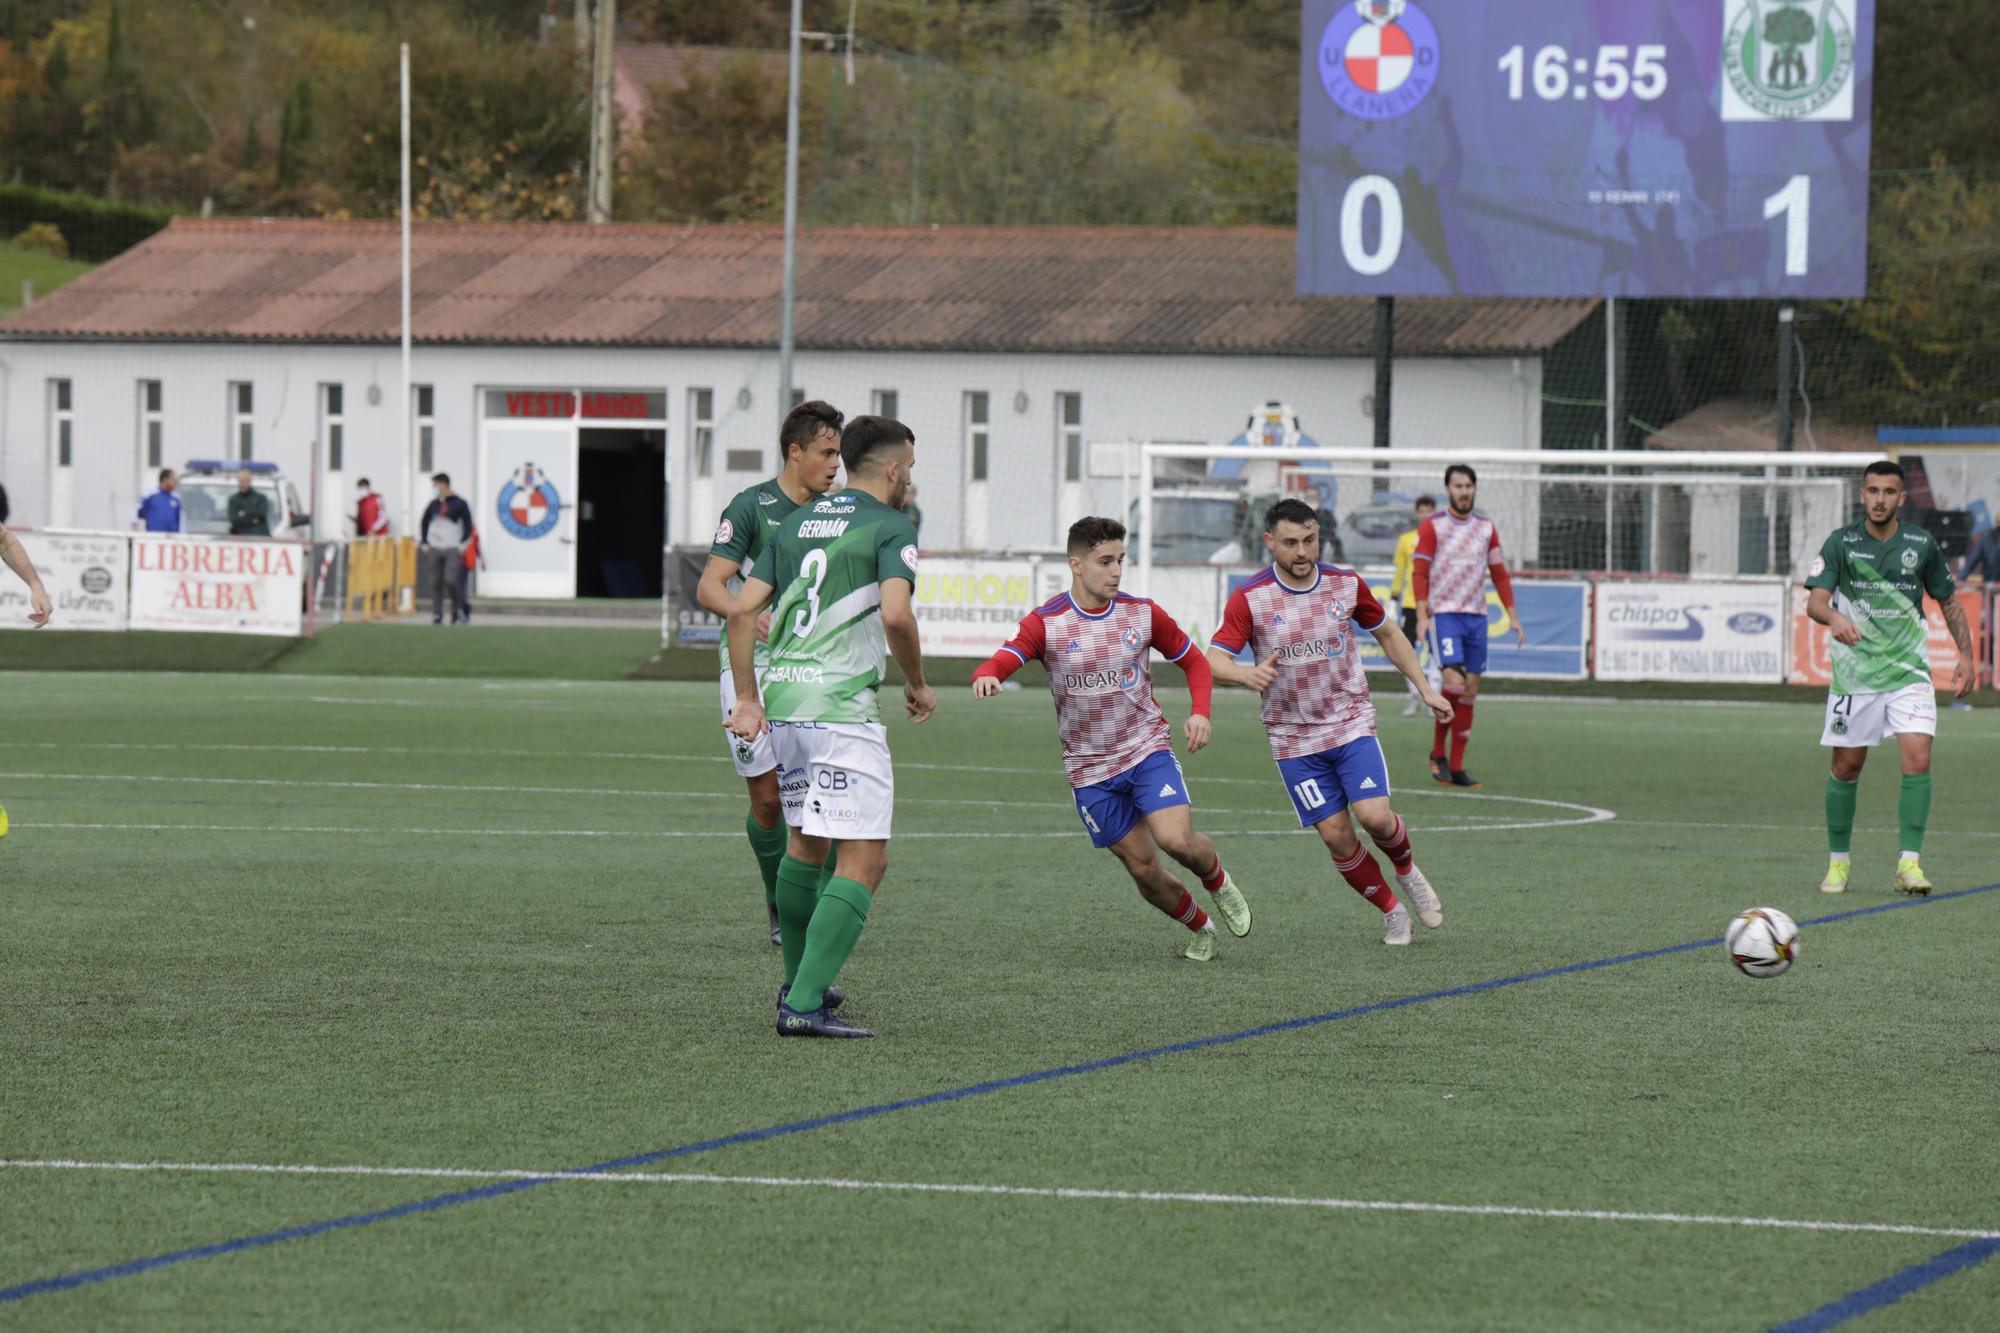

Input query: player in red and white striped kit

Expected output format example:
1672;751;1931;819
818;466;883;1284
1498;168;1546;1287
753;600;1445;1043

972;516;1252;961
1208;499;1451;946
1413;463;1524;788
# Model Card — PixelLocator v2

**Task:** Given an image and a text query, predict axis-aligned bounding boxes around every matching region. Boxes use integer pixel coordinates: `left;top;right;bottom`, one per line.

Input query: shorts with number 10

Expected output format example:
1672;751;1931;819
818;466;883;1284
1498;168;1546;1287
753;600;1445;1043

1277;737;1392;827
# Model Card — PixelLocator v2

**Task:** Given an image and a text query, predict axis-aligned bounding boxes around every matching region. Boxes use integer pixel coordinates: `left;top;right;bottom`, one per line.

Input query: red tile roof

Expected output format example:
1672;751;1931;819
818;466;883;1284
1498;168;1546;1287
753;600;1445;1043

0;218;1597;356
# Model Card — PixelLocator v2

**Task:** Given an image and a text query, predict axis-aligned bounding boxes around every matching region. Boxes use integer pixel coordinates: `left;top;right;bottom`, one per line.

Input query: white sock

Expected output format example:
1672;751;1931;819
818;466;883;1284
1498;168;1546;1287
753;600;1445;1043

1899;850;1921;862
1829;852;1851;863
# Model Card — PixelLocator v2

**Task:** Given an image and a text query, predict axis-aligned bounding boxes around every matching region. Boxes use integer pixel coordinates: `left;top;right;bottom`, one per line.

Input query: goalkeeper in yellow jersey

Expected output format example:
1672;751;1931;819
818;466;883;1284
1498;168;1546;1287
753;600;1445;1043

1388;494;1438;716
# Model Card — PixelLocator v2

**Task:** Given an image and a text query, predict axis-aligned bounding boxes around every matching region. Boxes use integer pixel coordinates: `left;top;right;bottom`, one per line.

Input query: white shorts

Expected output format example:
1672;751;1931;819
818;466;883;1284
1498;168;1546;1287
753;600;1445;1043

719;668;777;778
1821;682;1936;748
769;720;893;841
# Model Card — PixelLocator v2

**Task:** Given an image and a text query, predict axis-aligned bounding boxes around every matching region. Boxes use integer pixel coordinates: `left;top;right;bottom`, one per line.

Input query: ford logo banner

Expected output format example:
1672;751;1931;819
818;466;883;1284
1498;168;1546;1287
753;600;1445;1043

1727;612;1776;635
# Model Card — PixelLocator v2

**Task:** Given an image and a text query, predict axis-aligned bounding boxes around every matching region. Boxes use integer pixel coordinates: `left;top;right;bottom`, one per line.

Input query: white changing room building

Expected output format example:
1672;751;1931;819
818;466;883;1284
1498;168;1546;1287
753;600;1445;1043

0;219;1595;598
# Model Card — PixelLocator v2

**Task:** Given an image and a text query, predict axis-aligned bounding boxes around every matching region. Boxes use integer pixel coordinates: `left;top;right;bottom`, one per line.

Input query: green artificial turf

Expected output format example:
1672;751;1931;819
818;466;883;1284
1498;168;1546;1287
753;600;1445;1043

0;674;1995;1328
0;240;94;320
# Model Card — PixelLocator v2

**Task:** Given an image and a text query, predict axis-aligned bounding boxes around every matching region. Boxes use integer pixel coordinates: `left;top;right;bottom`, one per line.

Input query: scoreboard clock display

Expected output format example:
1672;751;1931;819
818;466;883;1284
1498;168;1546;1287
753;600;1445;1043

1297;0;1876;298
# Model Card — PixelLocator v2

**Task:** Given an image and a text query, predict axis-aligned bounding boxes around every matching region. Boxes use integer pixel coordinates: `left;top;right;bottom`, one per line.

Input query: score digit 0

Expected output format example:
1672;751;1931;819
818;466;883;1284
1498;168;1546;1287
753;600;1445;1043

1340;175;1404;276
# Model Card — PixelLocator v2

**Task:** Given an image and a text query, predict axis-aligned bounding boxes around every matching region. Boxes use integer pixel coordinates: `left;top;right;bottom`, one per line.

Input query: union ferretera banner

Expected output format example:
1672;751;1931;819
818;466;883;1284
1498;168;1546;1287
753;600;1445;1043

1594;579;1786;682
129;535;306;637
914;558;1043;658
0;530;127;631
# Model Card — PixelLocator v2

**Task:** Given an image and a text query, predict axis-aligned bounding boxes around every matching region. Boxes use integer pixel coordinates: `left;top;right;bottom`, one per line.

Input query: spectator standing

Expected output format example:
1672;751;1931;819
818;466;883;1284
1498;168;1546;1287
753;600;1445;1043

227;470;272;537
354;478;389;537
1959;525;2000;585
135;469;184;532
420;472;474;624
902;482;923;541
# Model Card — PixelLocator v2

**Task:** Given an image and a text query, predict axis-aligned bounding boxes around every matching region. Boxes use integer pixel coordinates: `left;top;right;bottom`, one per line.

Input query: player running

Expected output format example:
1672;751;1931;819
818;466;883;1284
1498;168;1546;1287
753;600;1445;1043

1413;464;1524;788
696;400;845;944
1806;460;1973;896
1389;493;1439;716
1208;499;1450;946
726;415;933;1039
971;516;1251;961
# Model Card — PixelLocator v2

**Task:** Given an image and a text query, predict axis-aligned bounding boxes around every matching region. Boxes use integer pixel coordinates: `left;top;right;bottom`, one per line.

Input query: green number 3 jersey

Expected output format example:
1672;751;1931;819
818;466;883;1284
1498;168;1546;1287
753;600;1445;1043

708;478;805;671
1803;521;1955;695
751;491;921;724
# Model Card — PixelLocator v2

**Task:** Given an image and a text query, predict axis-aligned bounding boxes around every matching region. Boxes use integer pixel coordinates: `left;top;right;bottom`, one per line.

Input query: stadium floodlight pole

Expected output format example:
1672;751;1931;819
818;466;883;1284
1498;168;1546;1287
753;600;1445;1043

1372;296;1393;493
777;0;803;420
1604;295;1617;571
399;42;414;542
587;0;615;223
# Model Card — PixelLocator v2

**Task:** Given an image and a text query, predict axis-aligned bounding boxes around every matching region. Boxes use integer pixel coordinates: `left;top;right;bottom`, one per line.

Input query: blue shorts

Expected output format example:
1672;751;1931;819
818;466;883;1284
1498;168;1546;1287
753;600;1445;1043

1277;738;1392;827
1074;750;1190;849
1433;611;1489;675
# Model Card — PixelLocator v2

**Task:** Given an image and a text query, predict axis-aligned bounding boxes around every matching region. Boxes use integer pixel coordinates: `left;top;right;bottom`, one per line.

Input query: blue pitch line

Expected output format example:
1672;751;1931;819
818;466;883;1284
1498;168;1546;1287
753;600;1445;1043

1769;1236;2000;1331
5;883;1996;1307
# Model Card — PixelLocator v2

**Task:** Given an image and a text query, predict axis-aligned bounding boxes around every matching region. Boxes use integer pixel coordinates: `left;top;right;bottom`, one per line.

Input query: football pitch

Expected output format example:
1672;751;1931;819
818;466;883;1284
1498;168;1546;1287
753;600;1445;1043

2;669;1996;1329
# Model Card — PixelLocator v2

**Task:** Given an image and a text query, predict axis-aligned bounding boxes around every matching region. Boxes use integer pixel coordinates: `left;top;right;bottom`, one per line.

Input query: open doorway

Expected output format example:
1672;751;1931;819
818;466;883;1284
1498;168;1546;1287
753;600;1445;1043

578;427;666;598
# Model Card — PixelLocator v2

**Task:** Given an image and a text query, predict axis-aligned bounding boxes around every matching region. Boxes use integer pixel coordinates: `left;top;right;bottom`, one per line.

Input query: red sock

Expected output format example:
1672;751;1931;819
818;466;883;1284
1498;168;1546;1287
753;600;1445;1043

1372;814;1415;877
1449;699;1476;771
1169;888;1211;932
1433;687;1463;760
1198;855;1227;894
1333;846;1399;915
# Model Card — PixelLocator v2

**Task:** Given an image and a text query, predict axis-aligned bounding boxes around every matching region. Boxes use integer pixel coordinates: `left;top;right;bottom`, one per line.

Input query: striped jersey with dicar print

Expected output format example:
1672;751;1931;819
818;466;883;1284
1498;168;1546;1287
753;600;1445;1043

750;490;920;724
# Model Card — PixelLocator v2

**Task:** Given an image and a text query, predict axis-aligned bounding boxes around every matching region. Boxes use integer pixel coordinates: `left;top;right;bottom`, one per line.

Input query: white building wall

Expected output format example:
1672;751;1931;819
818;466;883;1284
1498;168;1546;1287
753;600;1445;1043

0;339;1542;567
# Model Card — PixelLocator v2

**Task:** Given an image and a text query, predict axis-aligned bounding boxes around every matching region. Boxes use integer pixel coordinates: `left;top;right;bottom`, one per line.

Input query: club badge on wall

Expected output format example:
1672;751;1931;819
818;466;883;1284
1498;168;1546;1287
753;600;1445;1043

498;462;562;540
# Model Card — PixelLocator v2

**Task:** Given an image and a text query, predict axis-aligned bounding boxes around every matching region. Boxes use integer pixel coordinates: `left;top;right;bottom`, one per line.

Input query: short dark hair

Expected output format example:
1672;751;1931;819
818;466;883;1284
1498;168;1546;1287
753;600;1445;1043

840;415;914;475
1863;460;1905;483
1067;516;1126;556
1414;494;1436;510
356;476;371;487
158;468;175;484
780;399;845;462
432;472;450;486
1264;497;1319;532
1445;464;1477;486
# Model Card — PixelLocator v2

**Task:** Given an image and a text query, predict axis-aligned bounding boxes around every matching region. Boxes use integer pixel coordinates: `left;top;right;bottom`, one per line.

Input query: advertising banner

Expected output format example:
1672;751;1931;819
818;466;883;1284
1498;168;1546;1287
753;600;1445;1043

1595;579;1786;682
1788;584;1985;689
0;530;127;631
914;558;1043;658
669;548;720;647
130;535;306;636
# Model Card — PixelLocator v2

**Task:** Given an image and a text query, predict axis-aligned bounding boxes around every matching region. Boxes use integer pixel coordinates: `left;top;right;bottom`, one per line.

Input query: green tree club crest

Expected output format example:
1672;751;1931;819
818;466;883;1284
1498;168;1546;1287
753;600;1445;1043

1724;0;1855;119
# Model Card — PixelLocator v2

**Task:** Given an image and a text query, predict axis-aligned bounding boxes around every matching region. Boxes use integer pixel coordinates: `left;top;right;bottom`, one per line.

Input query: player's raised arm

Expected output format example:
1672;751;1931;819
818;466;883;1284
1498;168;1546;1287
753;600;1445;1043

1148;601;1212;752
725;573;775;739
0;528;52;627
971;610;1046;699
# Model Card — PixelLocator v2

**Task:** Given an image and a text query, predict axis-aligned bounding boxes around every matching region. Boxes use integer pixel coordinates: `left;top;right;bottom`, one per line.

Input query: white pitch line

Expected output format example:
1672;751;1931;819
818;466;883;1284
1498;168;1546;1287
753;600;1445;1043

3;1160;1993;1242
17;818;1591;839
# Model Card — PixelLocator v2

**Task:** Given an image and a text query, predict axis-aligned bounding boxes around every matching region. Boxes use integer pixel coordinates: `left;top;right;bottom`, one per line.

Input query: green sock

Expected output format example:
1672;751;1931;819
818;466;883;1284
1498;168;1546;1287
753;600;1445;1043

786;877;871;1012
774;856;822;987
1825;775;1858;854
747;813;786;911
815;842;840;895
1898;774;1932;857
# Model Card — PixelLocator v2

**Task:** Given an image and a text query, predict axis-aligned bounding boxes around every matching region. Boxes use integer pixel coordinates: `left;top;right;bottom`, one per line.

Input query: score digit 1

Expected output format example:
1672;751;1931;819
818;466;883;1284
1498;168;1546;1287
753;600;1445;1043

1763;175;1810;278
1340;175;1403;276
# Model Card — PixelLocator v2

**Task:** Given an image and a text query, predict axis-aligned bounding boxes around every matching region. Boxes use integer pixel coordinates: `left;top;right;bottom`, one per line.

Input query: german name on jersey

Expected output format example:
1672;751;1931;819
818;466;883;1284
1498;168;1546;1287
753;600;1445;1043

1414;511;1504;614
994;593;1197;788
1211;564;1387;761
1804;521;1956;695
709;477;805;669
750;490;920;724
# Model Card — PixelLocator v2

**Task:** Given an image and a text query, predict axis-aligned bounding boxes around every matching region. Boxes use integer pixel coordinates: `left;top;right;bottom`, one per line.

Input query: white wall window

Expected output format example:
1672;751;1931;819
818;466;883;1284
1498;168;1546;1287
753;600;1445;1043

139;379;163;468
690;387;715;478
415;384;436;472
872;388;899;420
229;381;254;460
321;383;345;471
964;391;989;482
50;378;73;467
789;386;806;410
1057;391;1083;483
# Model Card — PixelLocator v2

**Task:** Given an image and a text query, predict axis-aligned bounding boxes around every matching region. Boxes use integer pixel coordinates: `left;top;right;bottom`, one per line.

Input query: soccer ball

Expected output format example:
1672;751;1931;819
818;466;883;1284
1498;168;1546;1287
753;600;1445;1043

1725;908;1801;978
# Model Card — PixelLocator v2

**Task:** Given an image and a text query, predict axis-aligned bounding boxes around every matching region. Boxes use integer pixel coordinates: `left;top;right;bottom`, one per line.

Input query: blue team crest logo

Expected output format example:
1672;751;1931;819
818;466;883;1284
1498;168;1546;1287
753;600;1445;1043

497;462;561;540
1318;0;1440;122
1121;627;1142;651
1118;665;1140;690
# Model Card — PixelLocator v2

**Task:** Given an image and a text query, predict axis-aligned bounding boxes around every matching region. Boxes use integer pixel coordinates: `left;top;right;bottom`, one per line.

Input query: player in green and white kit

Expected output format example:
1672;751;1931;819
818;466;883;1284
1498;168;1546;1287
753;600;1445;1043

1805;461;1974;896
726;416;934;1038
695;401;845;943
